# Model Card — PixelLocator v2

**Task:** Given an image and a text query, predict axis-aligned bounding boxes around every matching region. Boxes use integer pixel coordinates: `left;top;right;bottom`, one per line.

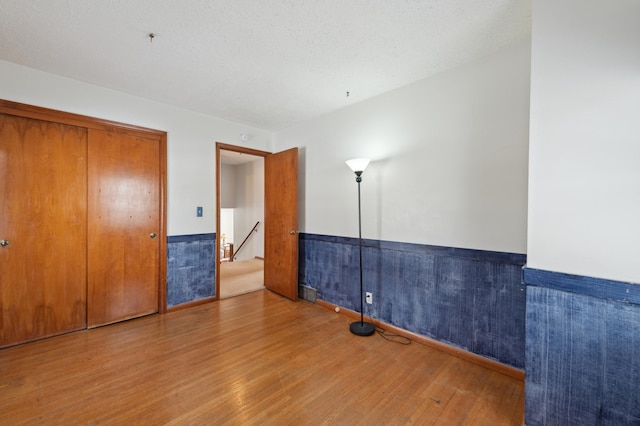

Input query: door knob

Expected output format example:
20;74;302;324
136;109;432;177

150;233;157;239
0;239;9;247
289;230;297;235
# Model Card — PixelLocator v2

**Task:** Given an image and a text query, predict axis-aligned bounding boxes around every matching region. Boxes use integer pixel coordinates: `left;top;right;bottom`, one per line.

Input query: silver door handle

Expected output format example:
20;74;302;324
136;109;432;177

0;240;9;247
150;233;157;239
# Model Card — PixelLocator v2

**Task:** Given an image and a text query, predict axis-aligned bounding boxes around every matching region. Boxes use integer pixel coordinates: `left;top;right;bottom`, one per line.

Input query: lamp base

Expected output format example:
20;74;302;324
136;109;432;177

350;321;375;336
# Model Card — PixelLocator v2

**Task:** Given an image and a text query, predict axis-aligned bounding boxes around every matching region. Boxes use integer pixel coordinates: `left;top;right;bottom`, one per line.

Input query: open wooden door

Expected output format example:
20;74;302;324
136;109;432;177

264;147;298;300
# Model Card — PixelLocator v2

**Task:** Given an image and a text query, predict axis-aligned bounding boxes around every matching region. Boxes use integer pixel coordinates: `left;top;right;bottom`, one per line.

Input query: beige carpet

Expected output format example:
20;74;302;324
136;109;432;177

219;258;265;299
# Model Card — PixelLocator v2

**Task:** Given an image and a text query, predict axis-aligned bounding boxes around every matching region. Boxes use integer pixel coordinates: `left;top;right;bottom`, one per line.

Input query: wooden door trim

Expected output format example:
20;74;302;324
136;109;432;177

216;142;271;157
158;133;168;313
0;99;166;139
215;142;270;300
1;99;168;316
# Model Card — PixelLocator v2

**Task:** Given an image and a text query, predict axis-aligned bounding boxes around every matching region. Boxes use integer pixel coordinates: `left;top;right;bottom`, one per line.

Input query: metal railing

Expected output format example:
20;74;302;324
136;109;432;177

233;221;260;260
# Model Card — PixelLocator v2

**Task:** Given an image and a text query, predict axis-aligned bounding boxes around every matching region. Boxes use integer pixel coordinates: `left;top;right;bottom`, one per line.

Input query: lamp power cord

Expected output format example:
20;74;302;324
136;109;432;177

364;302;411;345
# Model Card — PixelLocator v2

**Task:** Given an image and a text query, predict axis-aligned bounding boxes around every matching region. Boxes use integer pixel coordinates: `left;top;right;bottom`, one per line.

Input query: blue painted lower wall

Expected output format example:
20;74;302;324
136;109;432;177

166;234;216;307
299;233;527;369
524;268;640;425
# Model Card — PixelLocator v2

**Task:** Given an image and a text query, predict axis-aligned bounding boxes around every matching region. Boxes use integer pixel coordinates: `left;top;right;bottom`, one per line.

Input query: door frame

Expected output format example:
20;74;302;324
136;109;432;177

0;99;168;315
215;142;271;300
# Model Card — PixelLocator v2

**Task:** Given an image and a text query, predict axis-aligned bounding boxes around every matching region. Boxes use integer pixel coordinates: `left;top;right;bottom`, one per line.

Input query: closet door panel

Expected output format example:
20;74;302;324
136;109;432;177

87;129;160;327
0;114;87;347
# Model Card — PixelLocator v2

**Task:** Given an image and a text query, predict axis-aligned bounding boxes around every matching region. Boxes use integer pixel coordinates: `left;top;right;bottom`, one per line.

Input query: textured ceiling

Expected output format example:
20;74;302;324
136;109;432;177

0;0;530;130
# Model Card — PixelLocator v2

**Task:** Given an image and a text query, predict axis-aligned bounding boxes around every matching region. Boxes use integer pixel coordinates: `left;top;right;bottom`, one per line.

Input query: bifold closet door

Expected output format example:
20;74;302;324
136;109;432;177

0;114;88;347
87;129;160;328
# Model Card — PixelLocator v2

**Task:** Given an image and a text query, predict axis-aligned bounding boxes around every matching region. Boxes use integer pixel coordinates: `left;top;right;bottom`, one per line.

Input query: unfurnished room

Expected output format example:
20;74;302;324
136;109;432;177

1;1;639;425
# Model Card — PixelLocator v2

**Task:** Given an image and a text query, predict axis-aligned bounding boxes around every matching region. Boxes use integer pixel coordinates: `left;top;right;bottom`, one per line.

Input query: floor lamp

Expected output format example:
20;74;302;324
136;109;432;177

346;158;375;337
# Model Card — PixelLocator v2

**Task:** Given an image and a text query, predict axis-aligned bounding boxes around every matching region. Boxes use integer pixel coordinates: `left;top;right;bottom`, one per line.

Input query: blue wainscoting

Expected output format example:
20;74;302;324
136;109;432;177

299;233;527;369
167;234;216;307
524;269;640;425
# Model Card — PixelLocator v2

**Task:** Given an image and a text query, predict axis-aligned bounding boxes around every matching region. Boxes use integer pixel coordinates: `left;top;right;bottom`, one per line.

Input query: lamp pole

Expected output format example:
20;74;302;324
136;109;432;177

346;159;375;337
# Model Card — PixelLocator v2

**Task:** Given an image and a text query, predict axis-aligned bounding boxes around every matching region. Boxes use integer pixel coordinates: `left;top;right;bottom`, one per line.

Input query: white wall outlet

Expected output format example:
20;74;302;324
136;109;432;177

365;292;373;304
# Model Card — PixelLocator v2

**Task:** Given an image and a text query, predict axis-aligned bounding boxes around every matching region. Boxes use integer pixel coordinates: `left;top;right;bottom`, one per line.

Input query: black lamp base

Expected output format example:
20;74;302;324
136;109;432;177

350;321;375;336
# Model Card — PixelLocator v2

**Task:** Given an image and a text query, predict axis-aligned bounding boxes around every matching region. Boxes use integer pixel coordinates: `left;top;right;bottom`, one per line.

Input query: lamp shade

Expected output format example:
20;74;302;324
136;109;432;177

345;158;370;173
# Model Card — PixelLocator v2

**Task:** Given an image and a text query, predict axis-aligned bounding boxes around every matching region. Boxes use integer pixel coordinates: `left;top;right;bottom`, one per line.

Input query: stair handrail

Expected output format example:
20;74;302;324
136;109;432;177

232;221;260;260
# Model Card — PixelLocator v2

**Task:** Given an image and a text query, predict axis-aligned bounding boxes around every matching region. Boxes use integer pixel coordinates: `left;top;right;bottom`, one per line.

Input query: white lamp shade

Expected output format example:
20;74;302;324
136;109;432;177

345;158;370;173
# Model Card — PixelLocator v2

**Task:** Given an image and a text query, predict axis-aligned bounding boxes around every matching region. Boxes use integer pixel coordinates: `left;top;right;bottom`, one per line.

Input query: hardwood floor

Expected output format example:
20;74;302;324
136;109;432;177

0;290;524;425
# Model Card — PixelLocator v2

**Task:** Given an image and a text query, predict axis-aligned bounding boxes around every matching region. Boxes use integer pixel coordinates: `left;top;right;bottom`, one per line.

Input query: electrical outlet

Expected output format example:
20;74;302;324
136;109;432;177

365;292;373;304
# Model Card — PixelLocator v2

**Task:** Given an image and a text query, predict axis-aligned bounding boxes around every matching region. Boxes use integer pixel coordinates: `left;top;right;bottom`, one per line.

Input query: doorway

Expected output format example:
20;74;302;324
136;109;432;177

217;145;266;299
215;143;299;301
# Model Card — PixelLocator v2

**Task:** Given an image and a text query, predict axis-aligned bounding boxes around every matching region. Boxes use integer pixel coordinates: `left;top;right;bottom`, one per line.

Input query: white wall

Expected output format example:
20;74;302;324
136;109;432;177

219;208;235;245
233;159;265;260
220;164;237;209
0;60;272;236
527;0;640;283
275;41;531;254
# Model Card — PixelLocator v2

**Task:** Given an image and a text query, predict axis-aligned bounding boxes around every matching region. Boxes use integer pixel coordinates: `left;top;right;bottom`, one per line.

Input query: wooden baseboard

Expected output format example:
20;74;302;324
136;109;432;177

166;296;217;313
316;299;525;381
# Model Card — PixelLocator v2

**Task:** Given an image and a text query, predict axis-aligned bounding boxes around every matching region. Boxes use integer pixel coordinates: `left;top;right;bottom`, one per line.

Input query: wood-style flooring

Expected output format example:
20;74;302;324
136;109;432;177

0;290;524;425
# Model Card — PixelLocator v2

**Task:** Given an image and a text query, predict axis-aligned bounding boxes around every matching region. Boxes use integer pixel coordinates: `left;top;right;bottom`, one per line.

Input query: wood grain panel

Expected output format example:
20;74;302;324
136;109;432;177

0;290;524;424
264;147;298;300
0;114;87;347
87;129;160;327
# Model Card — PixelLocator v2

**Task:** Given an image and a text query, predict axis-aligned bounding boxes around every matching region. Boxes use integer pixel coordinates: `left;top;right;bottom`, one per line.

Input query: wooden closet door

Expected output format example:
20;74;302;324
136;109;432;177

87;129;160;328
0;114;87;347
